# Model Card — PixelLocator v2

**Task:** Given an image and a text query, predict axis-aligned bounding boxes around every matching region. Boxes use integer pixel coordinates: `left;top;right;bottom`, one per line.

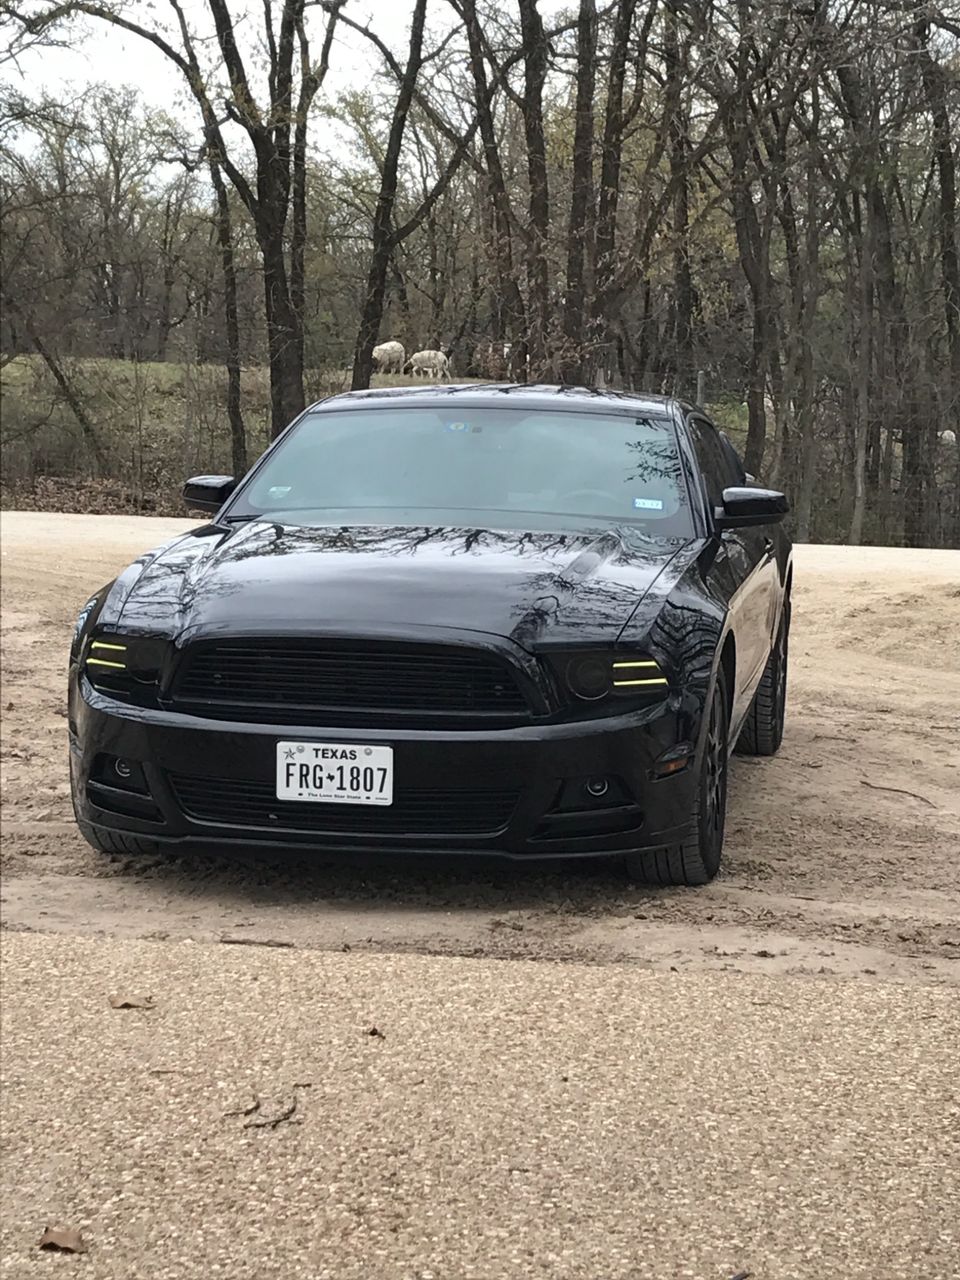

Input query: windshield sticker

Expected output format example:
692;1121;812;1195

268;485;292;499
445;421;469;432
634;497;664;510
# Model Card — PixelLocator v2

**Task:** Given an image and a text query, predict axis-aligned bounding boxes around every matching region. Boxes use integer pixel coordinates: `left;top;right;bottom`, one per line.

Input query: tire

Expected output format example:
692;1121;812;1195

736;601;789;757
625;673;729;887
77;819;160;858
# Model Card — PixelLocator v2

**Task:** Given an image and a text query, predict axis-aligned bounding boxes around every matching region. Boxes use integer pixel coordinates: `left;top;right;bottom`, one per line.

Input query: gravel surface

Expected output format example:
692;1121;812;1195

2;932;959;1280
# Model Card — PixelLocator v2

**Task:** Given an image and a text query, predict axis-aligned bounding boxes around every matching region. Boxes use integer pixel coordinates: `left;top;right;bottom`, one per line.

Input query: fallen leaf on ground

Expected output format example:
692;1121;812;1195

367;1025;386;1039
108;995;154;1009
38;1226;85;1253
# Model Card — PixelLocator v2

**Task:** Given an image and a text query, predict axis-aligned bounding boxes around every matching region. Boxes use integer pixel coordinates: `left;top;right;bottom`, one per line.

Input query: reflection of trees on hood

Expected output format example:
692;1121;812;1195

119;517;682;636
508;540;672;645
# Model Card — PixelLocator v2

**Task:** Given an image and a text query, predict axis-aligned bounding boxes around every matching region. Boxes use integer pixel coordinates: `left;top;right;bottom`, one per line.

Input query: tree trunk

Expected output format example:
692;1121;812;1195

518;0;550;377
209;157;247;476
664;2;693;391
461;0;527;369
850;196;873;546
726;12;772;476
351;0;427;390
594;0;636;297
561;0;597;383
259;220;306;435
917;12;960;544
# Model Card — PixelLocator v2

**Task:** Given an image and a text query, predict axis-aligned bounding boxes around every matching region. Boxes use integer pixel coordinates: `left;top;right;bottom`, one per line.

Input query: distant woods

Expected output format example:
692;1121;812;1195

1;0;959;546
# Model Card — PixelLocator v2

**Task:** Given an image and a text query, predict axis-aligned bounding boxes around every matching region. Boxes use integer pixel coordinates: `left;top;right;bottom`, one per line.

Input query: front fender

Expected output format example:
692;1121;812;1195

619;562;729;769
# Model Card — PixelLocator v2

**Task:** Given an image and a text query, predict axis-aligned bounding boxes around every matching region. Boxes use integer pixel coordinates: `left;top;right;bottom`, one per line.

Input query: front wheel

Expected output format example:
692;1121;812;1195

76;819;161;857
624;674;729;887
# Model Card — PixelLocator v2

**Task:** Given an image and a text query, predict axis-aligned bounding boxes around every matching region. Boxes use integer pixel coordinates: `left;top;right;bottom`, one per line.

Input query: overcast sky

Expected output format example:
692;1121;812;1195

4;0;574;172
6;2;568;114
9;1;419;105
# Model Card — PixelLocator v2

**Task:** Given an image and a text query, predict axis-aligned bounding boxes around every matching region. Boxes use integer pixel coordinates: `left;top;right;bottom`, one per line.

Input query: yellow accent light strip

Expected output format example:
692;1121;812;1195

91;641;127;652
86;657;127;669
612;660;660;670
613;676;668;687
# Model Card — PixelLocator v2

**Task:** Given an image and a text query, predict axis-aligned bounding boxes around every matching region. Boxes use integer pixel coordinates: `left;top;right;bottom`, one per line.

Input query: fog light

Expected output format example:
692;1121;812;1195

585;777;610;798
114;758;132;780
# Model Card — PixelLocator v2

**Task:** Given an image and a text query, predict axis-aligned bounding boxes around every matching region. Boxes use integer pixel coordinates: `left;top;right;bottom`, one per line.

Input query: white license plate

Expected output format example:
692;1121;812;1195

276;741;393;806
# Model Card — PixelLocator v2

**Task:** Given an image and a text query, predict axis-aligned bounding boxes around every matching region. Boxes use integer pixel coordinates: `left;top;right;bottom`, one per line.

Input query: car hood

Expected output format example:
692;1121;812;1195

113;519;690;649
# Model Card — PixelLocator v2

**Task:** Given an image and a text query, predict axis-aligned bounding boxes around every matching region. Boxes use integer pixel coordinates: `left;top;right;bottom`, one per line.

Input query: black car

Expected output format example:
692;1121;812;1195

69;384;791;885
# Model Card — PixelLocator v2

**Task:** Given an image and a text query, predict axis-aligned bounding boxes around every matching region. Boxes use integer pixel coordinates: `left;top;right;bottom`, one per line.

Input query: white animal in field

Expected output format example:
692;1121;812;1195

407;349;451;380
372;341;405;374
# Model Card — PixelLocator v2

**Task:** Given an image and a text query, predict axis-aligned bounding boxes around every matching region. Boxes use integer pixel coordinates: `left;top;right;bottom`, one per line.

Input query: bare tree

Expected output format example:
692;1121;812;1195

8;0;340;436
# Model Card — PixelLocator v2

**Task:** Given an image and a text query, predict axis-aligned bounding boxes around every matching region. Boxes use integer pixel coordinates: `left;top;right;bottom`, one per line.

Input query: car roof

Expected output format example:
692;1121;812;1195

309;382;692;417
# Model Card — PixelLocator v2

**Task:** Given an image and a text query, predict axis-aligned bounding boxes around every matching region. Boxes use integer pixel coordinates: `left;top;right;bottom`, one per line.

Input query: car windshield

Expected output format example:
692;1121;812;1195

228;405;693;537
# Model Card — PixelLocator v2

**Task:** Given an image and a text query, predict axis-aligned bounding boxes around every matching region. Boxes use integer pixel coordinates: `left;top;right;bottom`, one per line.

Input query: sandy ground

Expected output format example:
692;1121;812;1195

1;512;959;1277
1;512;958;982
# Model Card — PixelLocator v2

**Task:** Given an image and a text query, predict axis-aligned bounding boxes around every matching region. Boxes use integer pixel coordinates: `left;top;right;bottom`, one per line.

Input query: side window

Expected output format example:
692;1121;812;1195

688;417;738;511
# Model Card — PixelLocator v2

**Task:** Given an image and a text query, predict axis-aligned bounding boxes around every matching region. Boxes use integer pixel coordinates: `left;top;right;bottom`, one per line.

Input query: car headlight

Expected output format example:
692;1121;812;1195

82;632;167;702
565;655;612;700
563;653;668;705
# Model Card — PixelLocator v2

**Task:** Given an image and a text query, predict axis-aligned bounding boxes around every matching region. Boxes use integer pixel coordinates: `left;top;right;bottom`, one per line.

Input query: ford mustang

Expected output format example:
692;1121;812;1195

69;384;791;885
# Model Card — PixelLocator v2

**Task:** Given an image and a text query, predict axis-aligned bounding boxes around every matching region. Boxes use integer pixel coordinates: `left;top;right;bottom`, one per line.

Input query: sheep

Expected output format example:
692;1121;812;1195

372;341;405;374
406;349;451;380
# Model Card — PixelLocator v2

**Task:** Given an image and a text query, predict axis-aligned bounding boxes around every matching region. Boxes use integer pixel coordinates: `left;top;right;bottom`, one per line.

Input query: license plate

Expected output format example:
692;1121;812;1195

276;741;393;806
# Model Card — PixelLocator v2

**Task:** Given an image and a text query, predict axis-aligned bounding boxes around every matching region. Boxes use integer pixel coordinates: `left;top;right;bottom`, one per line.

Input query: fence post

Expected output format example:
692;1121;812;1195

696;369;706;406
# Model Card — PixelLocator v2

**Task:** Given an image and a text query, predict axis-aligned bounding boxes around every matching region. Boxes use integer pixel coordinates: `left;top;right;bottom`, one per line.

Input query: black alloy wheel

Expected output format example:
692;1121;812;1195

625;671;729;887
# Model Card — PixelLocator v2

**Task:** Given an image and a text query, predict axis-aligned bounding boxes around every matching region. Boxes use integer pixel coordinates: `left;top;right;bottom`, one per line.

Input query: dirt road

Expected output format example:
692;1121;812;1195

1;512;959;982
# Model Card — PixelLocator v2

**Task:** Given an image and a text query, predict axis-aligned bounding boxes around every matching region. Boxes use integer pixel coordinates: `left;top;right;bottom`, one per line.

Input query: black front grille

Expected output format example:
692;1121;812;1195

170;641;530;723
169;774;519;837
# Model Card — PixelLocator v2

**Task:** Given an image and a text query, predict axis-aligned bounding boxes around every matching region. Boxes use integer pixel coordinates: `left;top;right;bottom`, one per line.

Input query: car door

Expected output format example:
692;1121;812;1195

687;416;779;721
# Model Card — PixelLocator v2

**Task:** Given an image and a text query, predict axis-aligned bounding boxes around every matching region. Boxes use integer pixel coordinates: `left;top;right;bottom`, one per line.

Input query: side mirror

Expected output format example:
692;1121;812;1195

183;475;236;514
715;485;789;530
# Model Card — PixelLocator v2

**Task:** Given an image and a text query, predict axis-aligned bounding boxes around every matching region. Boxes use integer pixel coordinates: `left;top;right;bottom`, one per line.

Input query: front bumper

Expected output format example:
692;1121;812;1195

70;677;700;860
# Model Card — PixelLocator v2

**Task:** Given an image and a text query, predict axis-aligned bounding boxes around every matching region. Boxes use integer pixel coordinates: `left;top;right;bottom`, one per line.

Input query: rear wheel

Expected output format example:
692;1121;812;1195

624;674;729;886
736;602;789;757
